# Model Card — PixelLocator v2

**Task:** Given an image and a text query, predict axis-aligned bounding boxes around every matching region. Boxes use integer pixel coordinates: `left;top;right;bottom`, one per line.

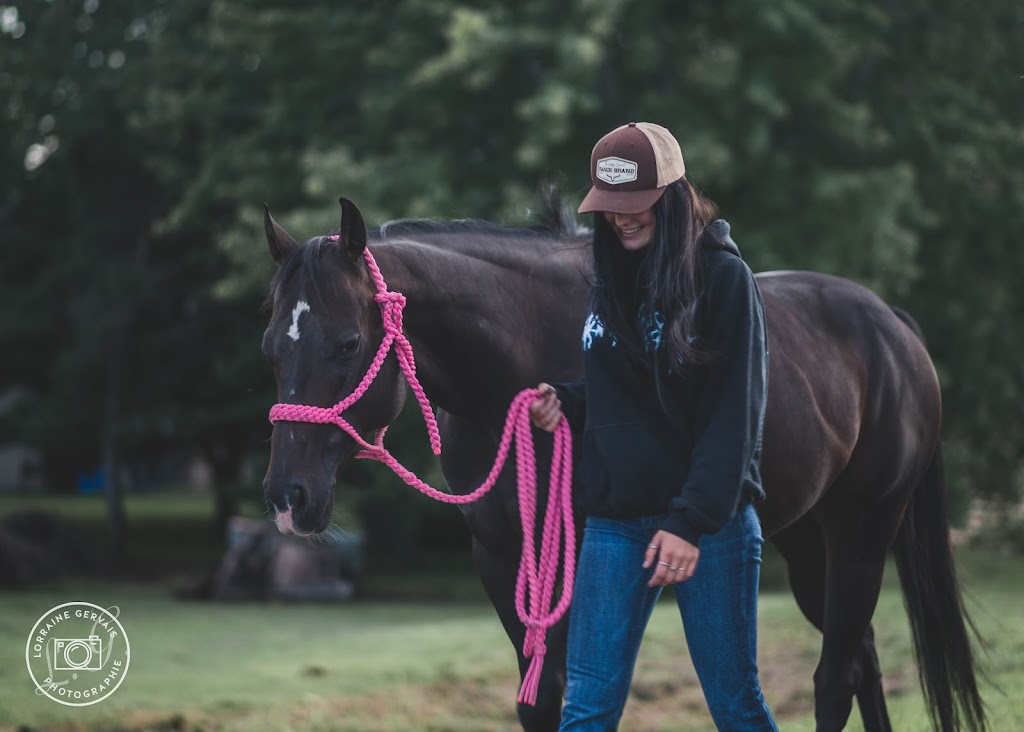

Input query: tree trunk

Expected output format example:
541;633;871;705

102;344;125;560
204;443;243;538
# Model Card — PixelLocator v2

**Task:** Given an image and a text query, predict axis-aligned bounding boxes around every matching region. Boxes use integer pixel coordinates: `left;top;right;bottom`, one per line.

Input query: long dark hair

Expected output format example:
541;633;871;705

589;178;721;383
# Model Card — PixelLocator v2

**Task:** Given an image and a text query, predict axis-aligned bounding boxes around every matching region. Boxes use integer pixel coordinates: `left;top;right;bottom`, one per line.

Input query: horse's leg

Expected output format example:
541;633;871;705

853;624;890;732
810;488;907;732
773;516;892;732
472;536;567;732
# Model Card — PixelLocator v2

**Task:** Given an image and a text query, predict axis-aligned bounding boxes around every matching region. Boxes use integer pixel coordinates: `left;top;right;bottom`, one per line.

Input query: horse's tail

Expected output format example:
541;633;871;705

893;443;987;732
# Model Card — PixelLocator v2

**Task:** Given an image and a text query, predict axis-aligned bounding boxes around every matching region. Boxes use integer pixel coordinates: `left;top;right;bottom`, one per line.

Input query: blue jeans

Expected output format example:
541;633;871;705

560;503;778;731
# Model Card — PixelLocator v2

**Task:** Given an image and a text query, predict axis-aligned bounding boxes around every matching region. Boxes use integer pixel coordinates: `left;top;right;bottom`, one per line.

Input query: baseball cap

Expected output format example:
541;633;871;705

578;122;686;215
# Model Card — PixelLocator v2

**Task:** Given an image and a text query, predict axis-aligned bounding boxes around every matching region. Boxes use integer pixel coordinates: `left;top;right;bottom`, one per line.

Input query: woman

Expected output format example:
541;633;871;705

530;122;778;731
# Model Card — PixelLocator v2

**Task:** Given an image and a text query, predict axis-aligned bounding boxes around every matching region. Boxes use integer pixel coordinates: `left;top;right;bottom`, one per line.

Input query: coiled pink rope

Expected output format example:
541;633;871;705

269;241;575;706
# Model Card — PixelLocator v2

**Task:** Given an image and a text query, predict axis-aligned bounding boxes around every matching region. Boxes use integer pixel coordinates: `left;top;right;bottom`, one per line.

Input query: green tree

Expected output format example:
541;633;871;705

868;0;1024;504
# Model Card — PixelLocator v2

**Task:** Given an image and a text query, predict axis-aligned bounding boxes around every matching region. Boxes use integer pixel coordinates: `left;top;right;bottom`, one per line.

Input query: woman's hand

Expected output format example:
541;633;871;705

529;382;563;433
643;530;700;586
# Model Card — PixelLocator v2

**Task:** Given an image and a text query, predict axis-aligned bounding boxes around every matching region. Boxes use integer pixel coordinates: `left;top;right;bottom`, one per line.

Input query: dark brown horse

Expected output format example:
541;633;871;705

260;195;985;732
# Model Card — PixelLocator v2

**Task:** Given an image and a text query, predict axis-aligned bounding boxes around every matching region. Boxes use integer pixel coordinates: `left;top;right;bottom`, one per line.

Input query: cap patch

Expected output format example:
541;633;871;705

595;157;638;185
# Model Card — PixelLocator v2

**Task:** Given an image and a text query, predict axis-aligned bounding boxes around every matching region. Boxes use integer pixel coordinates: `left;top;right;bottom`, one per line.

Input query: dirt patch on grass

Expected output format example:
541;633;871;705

5;652;916;732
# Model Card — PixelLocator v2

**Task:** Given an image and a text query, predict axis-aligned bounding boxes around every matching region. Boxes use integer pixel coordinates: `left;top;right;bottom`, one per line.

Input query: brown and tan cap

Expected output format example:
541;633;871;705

578;122;685;215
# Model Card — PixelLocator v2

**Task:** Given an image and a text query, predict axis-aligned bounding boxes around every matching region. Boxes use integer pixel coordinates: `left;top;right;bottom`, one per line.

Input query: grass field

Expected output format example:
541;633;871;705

0;495;1022;731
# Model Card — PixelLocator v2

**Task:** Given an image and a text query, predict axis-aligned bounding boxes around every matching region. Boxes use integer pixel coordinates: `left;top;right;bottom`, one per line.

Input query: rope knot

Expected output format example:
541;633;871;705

375;291;405;307
518;625;553;706
375;291;406;333
523;628;547;659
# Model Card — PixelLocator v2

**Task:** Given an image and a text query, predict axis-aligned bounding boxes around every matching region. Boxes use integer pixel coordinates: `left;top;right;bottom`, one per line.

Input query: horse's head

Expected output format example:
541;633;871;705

261;197;406;535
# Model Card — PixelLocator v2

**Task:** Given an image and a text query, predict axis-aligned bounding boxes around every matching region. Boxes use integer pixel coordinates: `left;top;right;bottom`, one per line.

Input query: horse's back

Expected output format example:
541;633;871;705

754;271;940;536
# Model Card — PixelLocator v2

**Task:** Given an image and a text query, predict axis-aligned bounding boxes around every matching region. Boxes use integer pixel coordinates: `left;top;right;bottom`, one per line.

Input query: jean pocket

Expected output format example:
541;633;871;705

584;515;649;542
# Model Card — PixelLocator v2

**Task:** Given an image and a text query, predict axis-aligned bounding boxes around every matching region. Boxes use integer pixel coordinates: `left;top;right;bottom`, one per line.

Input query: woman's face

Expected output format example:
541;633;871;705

603;207;656;251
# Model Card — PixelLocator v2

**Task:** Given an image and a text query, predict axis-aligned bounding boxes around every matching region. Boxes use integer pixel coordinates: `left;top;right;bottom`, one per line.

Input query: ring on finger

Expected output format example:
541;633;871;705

657;560;670;567
648;544;658;550
669;566;680;572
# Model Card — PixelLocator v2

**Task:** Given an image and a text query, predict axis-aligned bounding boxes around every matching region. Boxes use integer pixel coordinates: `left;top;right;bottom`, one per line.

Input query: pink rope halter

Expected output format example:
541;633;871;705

268;239;575;706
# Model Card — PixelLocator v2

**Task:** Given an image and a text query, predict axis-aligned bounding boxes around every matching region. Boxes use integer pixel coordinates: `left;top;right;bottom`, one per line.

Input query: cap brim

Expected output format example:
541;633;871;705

578;185;667;215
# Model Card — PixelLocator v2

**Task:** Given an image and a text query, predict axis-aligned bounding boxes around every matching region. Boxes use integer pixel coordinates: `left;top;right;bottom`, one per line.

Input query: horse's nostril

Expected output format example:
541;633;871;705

284;482;306;512
267;482;307;515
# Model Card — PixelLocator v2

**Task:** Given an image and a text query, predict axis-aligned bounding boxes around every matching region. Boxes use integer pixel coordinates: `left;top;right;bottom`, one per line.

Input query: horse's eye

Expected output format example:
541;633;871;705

337;335;360;359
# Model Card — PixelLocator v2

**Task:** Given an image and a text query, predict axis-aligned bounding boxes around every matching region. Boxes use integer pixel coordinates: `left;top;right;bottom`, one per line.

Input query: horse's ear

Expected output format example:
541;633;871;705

264;205;299;265
338;196;367;261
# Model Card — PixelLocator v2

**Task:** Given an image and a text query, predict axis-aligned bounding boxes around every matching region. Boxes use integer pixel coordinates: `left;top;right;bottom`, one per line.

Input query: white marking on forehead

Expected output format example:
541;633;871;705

286;300;311;341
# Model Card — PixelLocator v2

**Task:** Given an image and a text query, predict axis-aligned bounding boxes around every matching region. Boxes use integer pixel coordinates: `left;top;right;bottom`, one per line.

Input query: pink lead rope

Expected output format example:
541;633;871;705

268;240;575;706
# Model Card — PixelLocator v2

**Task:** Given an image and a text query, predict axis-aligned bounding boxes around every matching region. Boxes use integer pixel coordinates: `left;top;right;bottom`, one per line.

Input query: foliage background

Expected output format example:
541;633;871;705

1;0;1022;543
1;2;1023;729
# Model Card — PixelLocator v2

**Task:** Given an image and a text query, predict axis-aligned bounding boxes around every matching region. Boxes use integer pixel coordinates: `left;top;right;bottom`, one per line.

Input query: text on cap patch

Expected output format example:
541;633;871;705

595;157;638;185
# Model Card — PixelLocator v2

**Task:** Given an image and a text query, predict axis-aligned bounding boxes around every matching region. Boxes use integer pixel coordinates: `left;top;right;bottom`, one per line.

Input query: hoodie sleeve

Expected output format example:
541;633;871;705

659;256;768;546
551;380;586;433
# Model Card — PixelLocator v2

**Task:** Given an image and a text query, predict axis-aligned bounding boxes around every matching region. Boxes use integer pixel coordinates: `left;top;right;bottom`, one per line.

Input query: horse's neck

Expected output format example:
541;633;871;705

372;238;588;420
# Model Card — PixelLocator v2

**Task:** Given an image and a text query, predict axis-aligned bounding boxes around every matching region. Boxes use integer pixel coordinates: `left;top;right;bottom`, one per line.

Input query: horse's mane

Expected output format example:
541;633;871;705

372;184;589;242
372;218;555;240
269;186;589;306
268;237;340;308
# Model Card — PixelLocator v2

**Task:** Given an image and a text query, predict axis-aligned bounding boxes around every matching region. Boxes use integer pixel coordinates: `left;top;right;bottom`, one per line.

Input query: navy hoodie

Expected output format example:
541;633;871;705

554;220;768;546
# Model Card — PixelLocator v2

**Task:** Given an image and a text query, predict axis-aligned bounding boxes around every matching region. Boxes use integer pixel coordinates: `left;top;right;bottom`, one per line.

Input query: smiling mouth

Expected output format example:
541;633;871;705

619;226;642;235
